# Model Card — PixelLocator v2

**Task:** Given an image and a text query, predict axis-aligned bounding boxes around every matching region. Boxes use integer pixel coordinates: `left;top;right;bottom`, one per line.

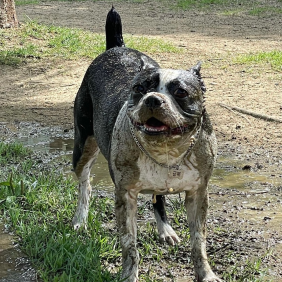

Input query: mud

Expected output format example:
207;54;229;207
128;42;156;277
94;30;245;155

1;121;282;280
0;223;37;282
0;0;282;280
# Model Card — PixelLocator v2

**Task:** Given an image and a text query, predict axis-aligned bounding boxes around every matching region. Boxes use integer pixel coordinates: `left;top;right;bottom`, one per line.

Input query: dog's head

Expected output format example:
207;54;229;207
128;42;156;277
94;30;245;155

127;62;205;152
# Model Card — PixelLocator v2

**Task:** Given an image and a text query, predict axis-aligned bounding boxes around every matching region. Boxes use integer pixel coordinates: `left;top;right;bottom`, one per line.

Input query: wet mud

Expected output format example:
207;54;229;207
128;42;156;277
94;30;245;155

0;223;37;282
1;122;281;280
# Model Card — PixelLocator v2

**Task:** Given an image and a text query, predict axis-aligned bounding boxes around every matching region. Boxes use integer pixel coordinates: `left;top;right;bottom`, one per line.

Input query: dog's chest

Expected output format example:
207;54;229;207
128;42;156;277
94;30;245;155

136;153;201;194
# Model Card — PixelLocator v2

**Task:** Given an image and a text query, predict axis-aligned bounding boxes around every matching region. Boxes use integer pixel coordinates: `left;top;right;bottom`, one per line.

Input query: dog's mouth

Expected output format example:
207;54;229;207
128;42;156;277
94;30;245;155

131;117;191;136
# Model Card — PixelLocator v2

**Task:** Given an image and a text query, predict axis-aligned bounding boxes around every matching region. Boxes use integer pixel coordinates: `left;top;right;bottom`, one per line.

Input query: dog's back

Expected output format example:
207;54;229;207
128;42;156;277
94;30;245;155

73;8;158;167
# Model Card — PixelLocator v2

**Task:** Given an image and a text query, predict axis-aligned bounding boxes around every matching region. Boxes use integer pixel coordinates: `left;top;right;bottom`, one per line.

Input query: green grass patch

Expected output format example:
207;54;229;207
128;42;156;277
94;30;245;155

175;0;225;10
0;142;122;281
0;142;31;164
15;0;39;5
249;6;282;16
0;21;181;66
235;51;282;72
172;0;282;16
223;257;267;282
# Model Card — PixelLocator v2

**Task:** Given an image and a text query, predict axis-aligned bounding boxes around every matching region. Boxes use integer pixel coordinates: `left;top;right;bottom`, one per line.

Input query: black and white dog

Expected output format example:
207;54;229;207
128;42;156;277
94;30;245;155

72;7;221;282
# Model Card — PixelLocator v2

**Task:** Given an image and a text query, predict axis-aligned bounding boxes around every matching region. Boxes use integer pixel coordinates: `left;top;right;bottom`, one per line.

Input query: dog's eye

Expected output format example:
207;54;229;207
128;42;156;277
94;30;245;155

174;88;188;98
133;84;145;94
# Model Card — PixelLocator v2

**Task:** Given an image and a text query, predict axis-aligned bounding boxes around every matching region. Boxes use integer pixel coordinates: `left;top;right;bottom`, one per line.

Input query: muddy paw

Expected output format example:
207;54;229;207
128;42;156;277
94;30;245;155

201;273;223;282
203;278;223;282
72;213;87;230
159;223;180;245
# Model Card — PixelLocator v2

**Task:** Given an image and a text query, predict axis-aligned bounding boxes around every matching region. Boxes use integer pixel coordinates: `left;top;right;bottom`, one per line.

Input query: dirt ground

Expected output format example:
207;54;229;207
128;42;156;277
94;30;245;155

0;0;282;280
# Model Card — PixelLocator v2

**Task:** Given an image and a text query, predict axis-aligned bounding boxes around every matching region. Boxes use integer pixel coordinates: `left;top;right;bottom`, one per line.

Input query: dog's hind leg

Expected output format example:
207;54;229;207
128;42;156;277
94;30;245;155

72;82;100;230
72;136;100;230
153;195;180;245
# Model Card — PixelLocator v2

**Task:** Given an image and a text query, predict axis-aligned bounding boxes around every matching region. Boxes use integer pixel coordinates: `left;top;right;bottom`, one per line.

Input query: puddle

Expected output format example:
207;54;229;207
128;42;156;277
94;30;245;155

211;156;281;189
2;122;281;193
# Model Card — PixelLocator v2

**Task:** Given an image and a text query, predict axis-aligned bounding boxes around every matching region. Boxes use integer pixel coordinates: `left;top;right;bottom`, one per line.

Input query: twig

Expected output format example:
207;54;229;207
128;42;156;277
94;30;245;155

209;191;269;196
219;103;251;124
219;103;282;123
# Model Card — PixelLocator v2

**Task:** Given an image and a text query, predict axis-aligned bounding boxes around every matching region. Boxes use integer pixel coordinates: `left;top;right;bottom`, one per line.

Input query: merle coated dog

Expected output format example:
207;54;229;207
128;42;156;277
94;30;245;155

72;7;221;282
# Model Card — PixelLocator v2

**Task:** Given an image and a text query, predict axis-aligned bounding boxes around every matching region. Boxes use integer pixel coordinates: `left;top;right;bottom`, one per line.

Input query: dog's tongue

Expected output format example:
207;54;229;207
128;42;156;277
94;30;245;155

144;117;168;132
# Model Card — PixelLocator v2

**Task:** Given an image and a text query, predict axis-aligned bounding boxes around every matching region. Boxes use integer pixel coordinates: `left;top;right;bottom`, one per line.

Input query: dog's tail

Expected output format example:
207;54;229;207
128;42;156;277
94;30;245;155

105;6;125;50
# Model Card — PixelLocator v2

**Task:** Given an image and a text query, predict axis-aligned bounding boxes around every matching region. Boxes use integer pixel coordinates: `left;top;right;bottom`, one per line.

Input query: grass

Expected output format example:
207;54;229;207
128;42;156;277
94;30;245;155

0;21;181;66
0;142;122;281
15;0;39;5
0;142;31;164
0;141;271;281
175;0;225;10
235;51;282;72
13;0;282;17
172;0;282;17
249;6;282;16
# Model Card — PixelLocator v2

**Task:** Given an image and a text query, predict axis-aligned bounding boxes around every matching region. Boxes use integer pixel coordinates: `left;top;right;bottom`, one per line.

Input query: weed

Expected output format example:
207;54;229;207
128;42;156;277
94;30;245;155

235;51;282;72
0;142;31;164
175;0;225;10
223;257;268;282
0;142;122;281
15;0;39;5
0;21;182;66
249;6;282;16
172;0;282;16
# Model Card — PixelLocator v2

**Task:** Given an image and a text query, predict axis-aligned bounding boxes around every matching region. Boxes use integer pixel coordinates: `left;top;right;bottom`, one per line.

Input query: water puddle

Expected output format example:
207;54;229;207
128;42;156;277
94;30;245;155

211;156;281;189
3;122;280;193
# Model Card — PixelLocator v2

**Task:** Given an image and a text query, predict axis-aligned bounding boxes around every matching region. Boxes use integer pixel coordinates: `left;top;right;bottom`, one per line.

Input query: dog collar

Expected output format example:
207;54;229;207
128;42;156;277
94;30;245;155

128;115;203;171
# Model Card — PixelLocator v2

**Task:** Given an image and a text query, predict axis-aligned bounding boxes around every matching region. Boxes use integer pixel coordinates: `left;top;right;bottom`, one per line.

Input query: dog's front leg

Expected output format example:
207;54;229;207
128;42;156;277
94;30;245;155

185;189;222;282
116;188;139;282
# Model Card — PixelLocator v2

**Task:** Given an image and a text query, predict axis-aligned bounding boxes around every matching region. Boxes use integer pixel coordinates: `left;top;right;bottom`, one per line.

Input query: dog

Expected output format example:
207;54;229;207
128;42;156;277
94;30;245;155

72;7;221;282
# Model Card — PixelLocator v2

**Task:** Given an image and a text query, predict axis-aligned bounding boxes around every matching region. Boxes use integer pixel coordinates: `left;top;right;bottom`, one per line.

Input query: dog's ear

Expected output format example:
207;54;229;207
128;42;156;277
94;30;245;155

190;61;202;77
140;55;156;71
189;62;206;93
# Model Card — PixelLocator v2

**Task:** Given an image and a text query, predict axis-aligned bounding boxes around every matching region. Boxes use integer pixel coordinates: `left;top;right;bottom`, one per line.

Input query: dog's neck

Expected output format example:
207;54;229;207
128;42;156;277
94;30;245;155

128;115;203;170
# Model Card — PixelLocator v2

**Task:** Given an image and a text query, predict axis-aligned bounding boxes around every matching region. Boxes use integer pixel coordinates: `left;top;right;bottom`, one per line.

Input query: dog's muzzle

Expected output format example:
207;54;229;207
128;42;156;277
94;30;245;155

130;117;194;136
128;92;202;136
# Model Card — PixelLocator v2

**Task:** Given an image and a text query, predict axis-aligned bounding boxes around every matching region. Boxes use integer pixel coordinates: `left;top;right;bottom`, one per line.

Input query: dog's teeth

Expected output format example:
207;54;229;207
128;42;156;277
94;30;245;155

144;124;167;132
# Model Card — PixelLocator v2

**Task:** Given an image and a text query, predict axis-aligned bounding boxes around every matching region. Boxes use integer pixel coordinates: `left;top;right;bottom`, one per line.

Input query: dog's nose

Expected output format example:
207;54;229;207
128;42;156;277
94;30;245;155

144;95;164;109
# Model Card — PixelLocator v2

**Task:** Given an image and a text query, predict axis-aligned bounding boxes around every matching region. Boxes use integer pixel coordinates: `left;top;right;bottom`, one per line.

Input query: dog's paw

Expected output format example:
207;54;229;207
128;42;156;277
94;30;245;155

197;271;223;282
72;213;87;230
159;223;180;245
72;220;87;231
72;203;90;230
202;277;223;282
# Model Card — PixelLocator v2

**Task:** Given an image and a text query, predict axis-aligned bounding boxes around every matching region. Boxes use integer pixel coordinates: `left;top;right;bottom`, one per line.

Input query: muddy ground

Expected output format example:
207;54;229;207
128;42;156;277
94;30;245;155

0;0;282;281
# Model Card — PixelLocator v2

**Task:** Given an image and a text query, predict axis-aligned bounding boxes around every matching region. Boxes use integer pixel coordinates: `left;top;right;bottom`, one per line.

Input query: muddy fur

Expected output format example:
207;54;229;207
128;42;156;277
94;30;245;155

72;7;221;282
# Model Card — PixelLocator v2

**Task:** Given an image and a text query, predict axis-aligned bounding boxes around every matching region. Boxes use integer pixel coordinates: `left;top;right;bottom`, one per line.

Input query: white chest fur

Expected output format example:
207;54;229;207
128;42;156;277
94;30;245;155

136;152;201;195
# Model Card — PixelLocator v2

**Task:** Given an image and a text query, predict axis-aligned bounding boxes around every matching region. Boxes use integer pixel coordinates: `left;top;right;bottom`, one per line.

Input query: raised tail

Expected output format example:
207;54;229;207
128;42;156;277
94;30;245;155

105;6;125;50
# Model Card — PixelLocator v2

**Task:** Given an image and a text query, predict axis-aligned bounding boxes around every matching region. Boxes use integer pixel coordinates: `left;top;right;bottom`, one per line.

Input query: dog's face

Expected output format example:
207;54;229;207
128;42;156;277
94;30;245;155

127;63;205;152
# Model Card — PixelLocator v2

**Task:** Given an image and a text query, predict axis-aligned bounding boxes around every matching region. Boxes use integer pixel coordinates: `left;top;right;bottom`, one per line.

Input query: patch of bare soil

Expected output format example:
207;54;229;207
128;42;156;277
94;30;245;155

1;0;282;281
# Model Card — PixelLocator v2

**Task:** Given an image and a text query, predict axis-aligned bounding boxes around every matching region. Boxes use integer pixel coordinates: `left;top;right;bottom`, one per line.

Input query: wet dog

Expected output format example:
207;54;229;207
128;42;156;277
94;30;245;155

72;7;221;282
